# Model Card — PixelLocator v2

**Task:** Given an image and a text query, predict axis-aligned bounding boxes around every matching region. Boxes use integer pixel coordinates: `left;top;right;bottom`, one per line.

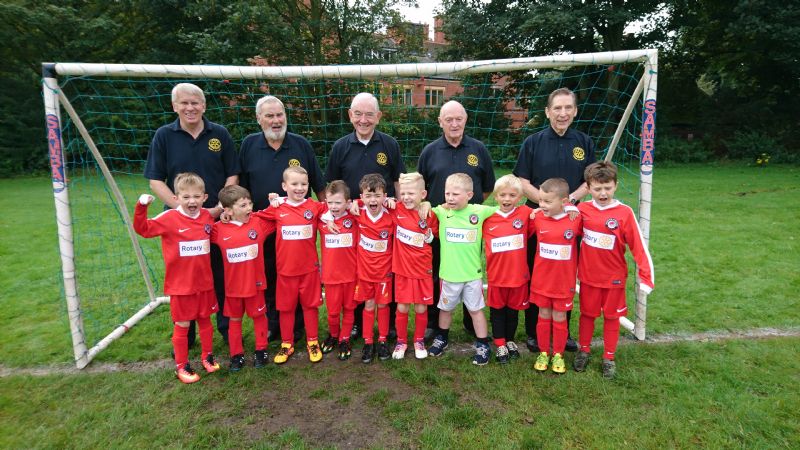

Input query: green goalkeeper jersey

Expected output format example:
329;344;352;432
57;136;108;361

433;203;497;283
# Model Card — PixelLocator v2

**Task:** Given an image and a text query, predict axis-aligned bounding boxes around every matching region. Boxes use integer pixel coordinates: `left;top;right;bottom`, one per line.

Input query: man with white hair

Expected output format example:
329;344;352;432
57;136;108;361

239;95;326;346
326;92;406;343
418;100;496;341
145;82;240;353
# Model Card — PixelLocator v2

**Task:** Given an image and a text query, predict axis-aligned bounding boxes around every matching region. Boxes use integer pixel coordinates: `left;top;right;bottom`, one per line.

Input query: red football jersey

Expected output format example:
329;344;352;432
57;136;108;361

255;199;325;276
319;212;359;284
577;200;654;292
483;206;535;288
211;216;275;297
133;204;214;295
530;210;582;298
355;207;394;282
391;203;439;279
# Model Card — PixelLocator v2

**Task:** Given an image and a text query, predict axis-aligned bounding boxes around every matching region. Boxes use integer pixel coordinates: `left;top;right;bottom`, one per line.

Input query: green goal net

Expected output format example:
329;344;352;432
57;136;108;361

44;50;657;367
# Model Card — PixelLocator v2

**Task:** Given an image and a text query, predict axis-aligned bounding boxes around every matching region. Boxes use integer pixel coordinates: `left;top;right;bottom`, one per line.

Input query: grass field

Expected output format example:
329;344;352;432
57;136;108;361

1;163;799;448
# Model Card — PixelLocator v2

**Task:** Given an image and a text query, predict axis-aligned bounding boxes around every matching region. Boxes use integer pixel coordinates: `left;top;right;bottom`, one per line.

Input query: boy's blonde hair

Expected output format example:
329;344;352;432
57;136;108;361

493;174;522;195
540;178;570;199
173;172;205;194
445;173;473;192
325;180;350;200
218;185;251;208
584;161;618;185
398;172;425;191
283;165;309;181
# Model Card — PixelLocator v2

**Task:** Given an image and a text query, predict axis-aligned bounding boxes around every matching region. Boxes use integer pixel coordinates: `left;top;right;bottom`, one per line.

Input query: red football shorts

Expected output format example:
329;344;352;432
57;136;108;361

354;277;393;305
276;271;323;312
579;284;627;319
224;293;267;319
395;274;434;305
531;292;574;312
487;284;530;310
324;281;357;314
170;289;218;322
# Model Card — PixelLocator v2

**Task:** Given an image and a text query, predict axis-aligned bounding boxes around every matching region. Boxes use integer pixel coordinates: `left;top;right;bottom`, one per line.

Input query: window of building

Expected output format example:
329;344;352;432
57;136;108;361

425;87;445;107
392;85;413;105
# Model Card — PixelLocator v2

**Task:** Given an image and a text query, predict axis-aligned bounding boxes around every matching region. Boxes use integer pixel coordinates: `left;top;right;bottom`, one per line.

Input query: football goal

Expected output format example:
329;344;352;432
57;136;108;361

43;49;657;368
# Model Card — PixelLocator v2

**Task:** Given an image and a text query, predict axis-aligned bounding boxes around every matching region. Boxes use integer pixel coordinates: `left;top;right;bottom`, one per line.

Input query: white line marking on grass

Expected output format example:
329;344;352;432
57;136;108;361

1;327;798;377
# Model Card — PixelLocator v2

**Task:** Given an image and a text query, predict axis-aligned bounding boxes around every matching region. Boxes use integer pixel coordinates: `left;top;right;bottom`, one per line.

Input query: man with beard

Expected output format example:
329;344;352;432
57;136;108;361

239;95;326;345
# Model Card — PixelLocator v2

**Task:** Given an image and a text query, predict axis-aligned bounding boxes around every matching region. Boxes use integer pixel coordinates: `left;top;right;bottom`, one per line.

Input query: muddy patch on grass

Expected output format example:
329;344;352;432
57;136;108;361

236;357;424;449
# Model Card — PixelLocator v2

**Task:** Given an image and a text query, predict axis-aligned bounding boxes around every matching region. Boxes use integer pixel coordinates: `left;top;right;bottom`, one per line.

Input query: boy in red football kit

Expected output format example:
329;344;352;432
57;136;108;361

211;185;275;371
529;178;582;374
255;166;326;364
318;180;359;361
133;172;221;384
352;174;395;363
575;162;654;378
482;174;535;364
391;172;438;360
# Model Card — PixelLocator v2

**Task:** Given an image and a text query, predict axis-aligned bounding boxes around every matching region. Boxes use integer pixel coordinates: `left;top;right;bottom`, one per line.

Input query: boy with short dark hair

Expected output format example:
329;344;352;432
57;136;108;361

318;180;359;360
529;178;582;374
211;185;275;371
255;166;326;364
352;174;395;363
429;173;496;365
574;161;654;378
482;174;534;363
133;172;220;384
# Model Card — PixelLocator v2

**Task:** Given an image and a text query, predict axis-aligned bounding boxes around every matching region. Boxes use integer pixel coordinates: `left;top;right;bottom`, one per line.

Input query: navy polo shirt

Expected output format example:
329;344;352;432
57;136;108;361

144;117;240;208
239;131;326;210
513;127;596;206
417;135;496;207
325;130;406;198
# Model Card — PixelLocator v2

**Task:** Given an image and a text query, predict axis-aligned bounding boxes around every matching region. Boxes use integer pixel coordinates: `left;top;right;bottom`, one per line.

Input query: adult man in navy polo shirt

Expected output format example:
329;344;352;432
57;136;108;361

418;100;496;339
239;95;326;343
326;92;406;340
145;82;240;347
513;87;596;354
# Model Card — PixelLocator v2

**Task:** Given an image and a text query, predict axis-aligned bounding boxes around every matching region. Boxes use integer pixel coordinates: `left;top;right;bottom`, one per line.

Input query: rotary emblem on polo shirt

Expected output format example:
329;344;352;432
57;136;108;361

376;152;388;166
208;138;222;152
572;147;585;161
512;219;523;229
248;229;257;240
288;159;301;167
467;154;478;167
606;218;619;230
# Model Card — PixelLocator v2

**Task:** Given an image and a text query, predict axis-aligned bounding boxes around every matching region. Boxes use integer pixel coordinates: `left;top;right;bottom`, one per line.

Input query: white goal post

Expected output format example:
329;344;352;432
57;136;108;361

43;49;657;368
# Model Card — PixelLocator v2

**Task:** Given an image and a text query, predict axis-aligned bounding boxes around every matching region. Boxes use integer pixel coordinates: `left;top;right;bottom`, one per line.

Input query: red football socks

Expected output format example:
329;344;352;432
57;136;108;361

536;317;552;353
579;315;595;352
395;310;409;344
603;317;621;360
228;319;244;356
172;323;189;367
552;319;568;354
377;306;390;342
252;314;268;351
197;316;213;359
